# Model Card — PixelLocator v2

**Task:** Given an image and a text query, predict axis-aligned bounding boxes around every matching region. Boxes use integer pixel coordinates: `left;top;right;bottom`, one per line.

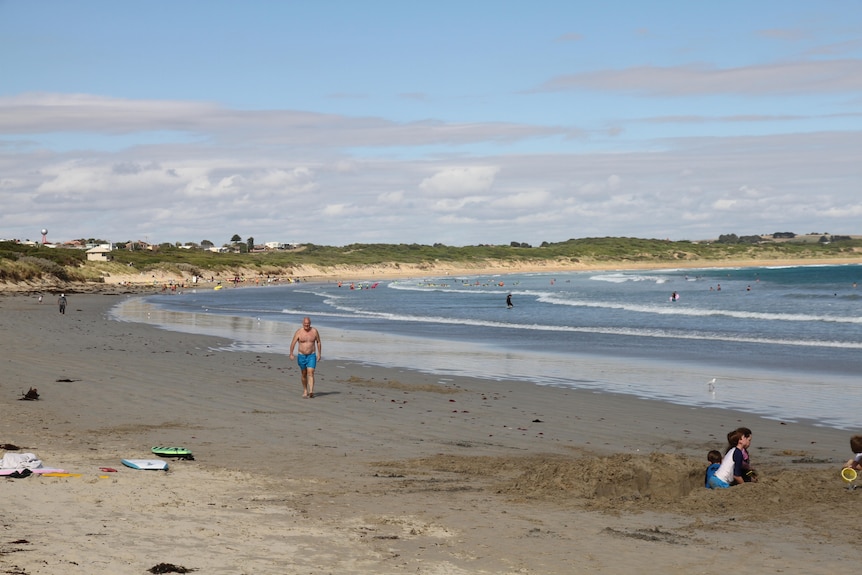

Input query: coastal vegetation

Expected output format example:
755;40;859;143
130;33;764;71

2;235;861;287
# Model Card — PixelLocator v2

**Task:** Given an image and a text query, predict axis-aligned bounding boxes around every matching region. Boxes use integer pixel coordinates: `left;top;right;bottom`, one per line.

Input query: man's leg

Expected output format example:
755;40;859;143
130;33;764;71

301;368;309;397
307;368;315;398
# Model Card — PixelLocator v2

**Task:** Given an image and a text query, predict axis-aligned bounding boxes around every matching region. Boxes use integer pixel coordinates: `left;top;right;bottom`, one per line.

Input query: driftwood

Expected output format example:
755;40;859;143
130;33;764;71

19;387;39;401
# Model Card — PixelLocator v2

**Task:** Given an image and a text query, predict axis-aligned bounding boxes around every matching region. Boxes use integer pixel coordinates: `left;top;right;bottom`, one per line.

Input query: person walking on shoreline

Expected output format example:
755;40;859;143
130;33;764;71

289;316;322;398
57;293;67;314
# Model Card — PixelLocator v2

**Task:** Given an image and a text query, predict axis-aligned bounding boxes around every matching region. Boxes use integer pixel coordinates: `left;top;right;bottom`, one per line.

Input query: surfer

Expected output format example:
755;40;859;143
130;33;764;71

506;293;513;308
289;317;322;398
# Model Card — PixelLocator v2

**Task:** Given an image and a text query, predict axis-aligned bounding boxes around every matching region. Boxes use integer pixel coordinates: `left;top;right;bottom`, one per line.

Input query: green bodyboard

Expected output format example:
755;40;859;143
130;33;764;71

151;446;194;460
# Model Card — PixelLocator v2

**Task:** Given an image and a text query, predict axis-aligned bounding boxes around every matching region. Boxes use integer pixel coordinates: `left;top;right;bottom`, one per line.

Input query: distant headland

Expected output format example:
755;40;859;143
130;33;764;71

2;234;861;293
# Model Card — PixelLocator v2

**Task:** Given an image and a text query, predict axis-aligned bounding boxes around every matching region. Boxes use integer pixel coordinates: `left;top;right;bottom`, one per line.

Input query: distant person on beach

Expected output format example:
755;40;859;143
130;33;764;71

289;316;322;398
714;428;751;486
705;449;728;489
842;435;862;471
57;293;67;314
506;293;513;308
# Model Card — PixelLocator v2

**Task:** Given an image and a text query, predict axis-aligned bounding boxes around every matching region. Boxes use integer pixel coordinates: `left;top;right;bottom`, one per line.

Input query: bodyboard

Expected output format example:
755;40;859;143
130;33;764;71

151;446;194;460
121;459;169;471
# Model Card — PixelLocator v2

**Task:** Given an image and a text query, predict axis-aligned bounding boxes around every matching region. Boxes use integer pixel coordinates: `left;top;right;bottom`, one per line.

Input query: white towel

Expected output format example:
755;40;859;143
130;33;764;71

0;452;43;470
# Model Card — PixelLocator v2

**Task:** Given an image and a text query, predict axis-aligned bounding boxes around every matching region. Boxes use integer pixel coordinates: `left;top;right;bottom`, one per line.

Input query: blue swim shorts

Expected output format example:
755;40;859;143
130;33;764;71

707;475;731;489
297;353;317;370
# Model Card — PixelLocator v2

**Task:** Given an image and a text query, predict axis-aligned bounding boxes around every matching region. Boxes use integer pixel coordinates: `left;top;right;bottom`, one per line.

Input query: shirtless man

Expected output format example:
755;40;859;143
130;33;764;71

289;317;322;398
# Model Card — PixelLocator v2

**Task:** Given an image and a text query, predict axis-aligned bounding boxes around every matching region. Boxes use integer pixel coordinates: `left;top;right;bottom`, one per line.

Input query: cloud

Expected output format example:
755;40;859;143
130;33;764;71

0;93;568;149
489;189;550;210
322;203;352;216
1;93;861;247
430;196;488;213
419;166;500;197
378;190;404;204
535;59;862;96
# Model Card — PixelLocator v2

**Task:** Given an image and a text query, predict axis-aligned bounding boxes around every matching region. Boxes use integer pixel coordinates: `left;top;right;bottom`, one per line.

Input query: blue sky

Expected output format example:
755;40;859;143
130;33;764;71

2;1;861;247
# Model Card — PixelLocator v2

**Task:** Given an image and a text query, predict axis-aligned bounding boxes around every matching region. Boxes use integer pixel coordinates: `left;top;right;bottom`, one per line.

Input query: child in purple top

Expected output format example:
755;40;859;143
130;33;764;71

733;427;758;482
843;435;862;472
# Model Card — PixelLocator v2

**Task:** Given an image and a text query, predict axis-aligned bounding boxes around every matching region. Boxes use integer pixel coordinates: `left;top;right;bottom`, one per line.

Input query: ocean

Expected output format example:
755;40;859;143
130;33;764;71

112;264;862;430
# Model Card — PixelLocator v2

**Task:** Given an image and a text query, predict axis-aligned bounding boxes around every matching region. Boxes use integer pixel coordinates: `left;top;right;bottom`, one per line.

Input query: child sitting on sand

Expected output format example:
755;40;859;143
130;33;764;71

713;429;751;487
843;435;862;471
734;427;758;482
704;450;728;489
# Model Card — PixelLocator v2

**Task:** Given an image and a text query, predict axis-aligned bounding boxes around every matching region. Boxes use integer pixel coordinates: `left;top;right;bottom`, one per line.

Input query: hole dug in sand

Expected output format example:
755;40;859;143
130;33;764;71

503;452;703;505
381;451;705;511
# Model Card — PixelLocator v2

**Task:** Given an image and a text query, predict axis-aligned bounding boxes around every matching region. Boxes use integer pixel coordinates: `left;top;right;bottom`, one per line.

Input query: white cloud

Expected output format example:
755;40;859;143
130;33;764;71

712;198;738;211
489;189;550;209
430;196;487;213
2;94;861;246
322;203;355;217
378;190;404;204
419;166;500;197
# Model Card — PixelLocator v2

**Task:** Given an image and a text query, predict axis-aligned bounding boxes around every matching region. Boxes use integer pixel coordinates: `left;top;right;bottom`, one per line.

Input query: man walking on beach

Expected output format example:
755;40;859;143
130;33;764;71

289;317;322;398
58;293;67;314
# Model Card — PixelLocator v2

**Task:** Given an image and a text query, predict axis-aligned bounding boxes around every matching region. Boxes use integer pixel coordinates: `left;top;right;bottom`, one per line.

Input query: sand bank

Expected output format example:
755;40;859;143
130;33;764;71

0;293;857;574
289;256;862;283
50;254;860;288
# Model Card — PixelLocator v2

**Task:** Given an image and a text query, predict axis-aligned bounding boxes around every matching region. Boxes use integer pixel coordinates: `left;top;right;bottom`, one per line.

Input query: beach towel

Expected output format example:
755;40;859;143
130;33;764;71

0;452;43;470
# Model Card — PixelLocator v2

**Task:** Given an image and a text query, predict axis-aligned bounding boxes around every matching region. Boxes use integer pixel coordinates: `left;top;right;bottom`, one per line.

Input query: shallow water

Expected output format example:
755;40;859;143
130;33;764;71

112;264;862;430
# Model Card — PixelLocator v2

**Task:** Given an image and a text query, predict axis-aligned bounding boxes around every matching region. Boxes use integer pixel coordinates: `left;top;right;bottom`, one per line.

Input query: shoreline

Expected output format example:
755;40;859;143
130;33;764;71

1;293;858;574
2;255;861;294
113;294;862;431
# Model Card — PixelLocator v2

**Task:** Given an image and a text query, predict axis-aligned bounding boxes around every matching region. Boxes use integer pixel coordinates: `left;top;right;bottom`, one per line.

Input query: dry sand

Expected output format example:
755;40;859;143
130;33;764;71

0;292;858;575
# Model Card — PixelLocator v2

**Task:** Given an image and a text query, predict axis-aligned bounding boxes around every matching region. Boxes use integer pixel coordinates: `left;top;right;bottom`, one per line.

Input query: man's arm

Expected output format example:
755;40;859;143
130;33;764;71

289;331;299;357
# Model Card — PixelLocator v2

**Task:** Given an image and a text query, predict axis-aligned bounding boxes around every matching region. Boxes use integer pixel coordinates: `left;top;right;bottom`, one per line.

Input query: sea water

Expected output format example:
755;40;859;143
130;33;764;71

112;264;862;430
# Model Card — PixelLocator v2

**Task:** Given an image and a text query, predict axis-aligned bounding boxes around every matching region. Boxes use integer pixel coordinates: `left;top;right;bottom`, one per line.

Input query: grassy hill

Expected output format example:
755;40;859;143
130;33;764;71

2;235;861;288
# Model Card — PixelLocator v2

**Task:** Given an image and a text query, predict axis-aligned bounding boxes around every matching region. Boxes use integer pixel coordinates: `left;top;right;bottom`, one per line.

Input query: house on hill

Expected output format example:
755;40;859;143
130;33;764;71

86;246;113;262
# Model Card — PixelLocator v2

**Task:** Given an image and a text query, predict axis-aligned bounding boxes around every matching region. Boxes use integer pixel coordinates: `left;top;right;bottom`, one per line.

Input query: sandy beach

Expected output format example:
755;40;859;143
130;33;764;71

1;291;859;574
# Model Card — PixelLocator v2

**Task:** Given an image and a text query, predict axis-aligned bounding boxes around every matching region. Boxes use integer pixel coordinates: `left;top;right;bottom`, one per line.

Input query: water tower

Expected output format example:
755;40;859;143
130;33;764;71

41;228;48;244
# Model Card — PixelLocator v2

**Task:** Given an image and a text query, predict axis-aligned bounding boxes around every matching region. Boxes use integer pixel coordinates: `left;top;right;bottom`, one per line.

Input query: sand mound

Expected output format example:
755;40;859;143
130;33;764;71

502;452;703;502
375;451;858;543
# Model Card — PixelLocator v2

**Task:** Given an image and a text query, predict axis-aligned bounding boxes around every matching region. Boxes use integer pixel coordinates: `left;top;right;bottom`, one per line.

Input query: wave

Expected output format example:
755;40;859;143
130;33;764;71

588;272;670;284
310;299;862;350
534;293;862;324
336;282;862;324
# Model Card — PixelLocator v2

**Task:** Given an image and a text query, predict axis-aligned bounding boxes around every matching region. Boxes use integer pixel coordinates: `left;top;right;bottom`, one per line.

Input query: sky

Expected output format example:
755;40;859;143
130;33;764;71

2;1;861;247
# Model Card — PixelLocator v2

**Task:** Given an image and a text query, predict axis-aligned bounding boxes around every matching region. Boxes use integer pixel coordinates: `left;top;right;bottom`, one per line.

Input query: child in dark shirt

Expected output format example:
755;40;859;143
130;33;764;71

733;427;758;482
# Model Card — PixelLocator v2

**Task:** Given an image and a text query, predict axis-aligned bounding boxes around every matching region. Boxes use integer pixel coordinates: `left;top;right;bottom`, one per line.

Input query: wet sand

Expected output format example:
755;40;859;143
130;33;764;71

0;292;857;575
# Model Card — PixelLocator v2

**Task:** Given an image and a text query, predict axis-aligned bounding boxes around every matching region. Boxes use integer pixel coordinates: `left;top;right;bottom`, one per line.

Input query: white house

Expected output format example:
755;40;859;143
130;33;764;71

86;246;113;262
264;242;299;250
